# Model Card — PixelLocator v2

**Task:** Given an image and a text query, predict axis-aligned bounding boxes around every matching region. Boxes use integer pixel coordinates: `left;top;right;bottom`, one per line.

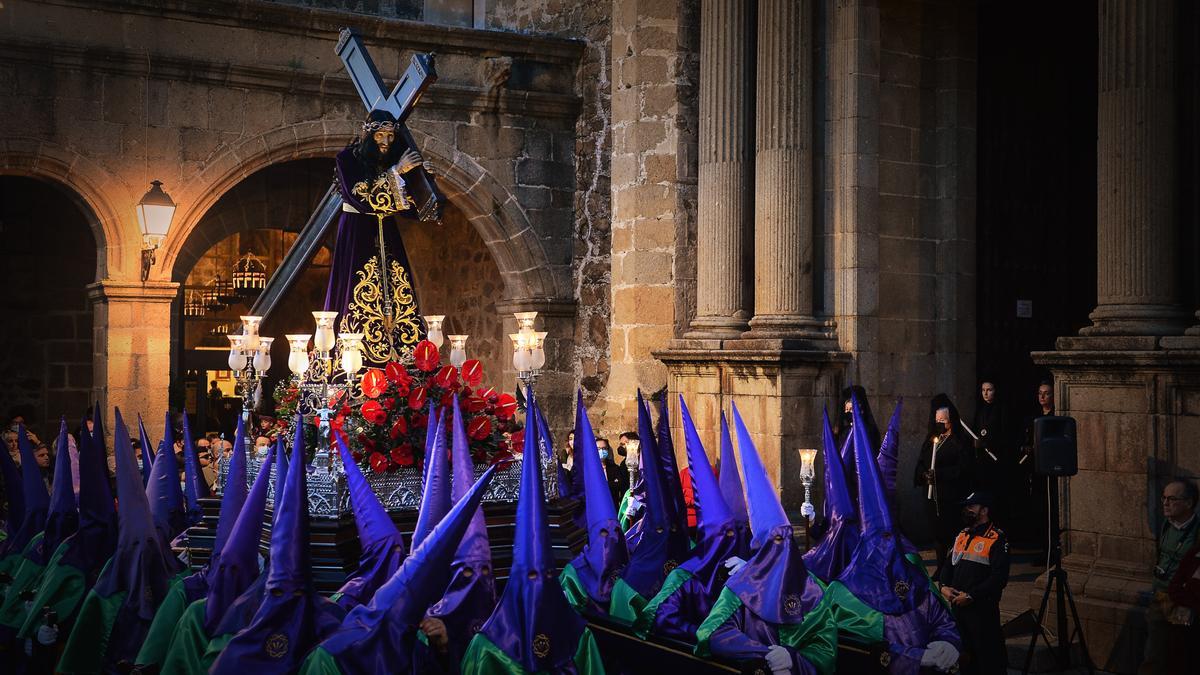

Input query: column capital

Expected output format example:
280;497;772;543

87;279;180;304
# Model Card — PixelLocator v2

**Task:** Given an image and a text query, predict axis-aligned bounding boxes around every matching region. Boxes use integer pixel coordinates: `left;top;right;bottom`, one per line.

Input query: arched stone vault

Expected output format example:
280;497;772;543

0;138;123;280
160;122;571;305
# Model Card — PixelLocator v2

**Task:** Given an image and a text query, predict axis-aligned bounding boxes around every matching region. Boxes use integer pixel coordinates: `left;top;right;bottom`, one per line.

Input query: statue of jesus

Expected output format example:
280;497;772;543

325;109;429;367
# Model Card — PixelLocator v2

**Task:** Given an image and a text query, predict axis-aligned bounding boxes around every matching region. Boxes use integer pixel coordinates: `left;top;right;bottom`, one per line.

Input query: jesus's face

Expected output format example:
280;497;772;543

372;130;395;155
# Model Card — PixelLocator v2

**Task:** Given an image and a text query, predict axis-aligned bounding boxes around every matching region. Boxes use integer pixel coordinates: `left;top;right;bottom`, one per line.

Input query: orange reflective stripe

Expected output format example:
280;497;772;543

952;526;997;565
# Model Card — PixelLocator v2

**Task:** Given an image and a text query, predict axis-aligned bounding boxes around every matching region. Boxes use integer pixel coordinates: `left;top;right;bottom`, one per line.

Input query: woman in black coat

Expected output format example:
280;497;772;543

915;395;975;573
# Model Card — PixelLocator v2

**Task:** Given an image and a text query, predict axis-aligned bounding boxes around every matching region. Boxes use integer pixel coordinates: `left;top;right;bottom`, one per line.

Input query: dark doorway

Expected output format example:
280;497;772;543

0;176;97;440
976;1;1098;416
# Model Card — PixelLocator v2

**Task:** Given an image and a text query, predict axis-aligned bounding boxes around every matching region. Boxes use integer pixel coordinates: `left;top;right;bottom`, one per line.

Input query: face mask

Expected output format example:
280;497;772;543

961;510;979;527
598;449;609;461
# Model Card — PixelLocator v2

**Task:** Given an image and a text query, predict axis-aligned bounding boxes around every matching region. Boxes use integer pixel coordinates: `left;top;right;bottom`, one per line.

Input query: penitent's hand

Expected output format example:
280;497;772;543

420;617;449;654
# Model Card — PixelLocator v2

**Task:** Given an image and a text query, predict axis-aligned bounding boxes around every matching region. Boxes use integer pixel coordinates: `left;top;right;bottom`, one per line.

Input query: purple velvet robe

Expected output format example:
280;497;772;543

707;575;826;675
325;146;423;367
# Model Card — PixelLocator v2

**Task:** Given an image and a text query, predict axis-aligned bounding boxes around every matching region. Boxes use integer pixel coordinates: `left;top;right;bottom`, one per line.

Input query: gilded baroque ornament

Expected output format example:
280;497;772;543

341;255;421;364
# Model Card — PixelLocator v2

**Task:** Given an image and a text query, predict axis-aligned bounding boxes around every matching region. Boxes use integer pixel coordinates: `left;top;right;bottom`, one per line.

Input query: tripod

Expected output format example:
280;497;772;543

1022;475;1094;674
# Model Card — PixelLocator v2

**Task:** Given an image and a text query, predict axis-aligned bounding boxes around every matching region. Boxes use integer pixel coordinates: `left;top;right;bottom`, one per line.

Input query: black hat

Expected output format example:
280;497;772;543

960;491;993;508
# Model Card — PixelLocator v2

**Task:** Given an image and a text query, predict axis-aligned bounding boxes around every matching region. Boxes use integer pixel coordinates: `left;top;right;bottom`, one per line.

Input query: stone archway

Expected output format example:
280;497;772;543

159;121;570;305
0;175;99;434
0;141;121;280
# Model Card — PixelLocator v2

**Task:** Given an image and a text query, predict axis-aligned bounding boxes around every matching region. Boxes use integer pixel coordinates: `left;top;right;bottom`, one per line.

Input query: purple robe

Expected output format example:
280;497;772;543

325;146;424;367
706;576;827;675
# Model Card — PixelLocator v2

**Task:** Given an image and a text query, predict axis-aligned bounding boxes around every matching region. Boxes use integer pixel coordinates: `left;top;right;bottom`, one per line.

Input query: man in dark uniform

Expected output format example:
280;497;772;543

939;492;1010;675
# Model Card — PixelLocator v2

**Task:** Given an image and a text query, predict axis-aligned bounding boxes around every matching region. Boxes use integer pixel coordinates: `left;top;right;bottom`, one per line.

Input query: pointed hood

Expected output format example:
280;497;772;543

620;390;688;598
180;412;208;524
655;397;688;535
802;409;860;583
54;410;117;574
479;391;586;672
0;435;25;552
674;397;748;594
210;414;346;675
412;411;449;550
422;396;498;663
137;414;155;488
529;394;570;500
717;412;748;528
875;399;903;501
40;418;79;563
318;465;497;673
725;402;820;625
422;401;441;482
567;390;629;606
204;447;274;634
332;431;406;610
79;409;116;528
8;424;50;555
266;416;310;590
731;404;788;549
213;415;249;556
679;397;733;535
146;411;186;543
274;433;289;501
90;408;176;665
836;392;926;615
181;413;252;603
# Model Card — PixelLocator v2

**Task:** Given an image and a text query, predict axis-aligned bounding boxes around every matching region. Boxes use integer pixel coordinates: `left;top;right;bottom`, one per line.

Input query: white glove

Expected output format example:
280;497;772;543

36;624;58;646
800;502;816;520
765;645;792;673
924;641;958;671
723;556;748;576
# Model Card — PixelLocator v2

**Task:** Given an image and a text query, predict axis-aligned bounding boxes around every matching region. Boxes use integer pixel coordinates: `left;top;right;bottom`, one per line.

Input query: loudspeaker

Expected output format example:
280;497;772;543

1034;416;1077;476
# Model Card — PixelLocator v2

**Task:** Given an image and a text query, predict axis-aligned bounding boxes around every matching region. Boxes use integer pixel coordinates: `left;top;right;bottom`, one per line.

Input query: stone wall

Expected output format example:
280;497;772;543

820;0;977;534
486;0;615;435
0;0;584;441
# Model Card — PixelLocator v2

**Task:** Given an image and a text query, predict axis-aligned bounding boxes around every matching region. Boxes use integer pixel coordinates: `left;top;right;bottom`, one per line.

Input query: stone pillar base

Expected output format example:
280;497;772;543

1079;303;1191;337
656;340;850;510
1031;342;1200;672
684;316;752;341
743;315;838;347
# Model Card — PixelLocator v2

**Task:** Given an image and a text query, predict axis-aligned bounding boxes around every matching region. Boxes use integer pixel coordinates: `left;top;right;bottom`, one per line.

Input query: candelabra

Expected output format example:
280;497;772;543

227;315;269;459
798;447;818;514
509;311;547;388
282;311;369;473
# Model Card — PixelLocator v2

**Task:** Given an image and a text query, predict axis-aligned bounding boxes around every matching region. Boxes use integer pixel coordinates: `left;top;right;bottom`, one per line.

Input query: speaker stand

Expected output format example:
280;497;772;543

1021;476;1094;675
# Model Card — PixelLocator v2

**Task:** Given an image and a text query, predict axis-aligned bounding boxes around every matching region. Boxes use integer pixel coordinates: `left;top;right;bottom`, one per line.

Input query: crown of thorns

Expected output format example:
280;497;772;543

362;119;396;133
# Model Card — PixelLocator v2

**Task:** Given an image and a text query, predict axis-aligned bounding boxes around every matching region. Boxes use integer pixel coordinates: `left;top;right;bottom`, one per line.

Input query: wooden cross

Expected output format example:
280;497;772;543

250;28;443;320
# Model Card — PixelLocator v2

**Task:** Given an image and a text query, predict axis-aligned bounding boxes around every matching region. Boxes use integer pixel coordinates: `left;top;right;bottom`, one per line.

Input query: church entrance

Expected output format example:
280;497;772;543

975;0;1098;420
0;176;98;439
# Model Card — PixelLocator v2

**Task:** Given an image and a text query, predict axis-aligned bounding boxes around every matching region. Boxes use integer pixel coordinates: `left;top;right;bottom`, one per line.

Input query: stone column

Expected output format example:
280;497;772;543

746;0;829;343
1081;0;1188;336
88;280;178;445
687;0;754;339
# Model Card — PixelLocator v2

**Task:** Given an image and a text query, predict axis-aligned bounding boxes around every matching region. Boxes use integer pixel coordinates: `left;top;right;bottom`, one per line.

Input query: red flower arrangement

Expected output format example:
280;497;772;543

273;339;521;473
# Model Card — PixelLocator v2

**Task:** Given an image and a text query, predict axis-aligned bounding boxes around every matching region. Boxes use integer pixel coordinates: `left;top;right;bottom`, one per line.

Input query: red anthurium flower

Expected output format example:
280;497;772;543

465;395;488;413
389;418;408;440
495;393;517;420
468;416;492;441
361;368;387;398
432;365;458;389
385;361;407;384
351;450;364;463
411;412;428;429
361;400;384;425
390;443;415;466
460;360;484;387
476;386;498;402
369;452;389;473
382;397;396;411
407;386;428;411
413;340;440;372
510;429;525;448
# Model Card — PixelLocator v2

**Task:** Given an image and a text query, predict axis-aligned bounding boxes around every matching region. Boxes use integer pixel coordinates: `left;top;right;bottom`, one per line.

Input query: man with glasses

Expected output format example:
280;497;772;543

1145;477;1199;675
